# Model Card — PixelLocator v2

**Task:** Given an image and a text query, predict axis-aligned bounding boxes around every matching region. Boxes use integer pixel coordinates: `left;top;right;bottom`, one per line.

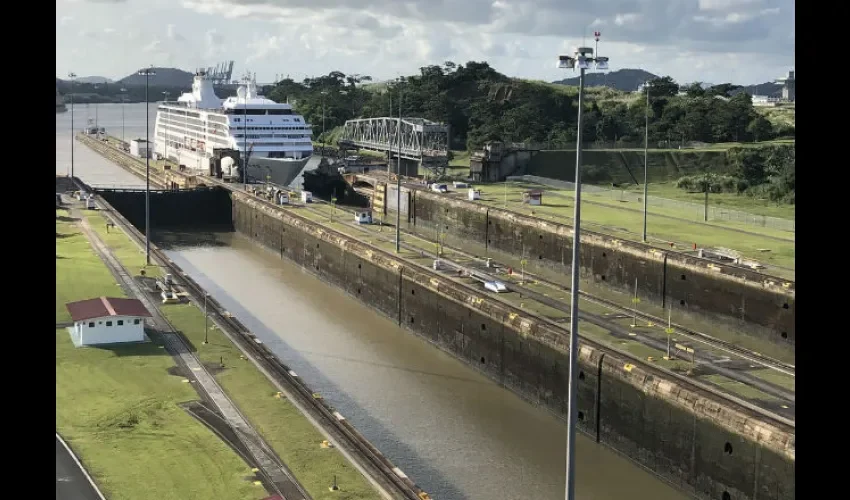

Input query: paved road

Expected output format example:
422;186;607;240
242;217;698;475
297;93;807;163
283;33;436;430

56;436;102;500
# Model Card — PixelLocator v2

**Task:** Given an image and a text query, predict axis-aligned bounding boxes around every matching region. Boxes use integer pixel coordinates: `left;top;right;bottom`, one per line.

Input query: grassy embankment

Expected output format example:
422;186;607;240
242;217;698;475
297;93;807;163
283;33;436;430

81;210;378;500
57;209;264;500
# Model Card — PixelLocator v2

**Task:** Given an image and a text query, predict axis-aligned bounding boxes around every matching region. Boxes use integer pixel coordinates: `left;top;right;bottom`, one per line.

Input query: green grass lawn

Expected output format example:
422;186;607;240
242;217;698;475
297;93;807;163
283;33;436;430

615;182;795;220
56;209;126;323
86;210;378;500
473;184;795;274
56;210;266;500
56;328;265;500
164;305;377;500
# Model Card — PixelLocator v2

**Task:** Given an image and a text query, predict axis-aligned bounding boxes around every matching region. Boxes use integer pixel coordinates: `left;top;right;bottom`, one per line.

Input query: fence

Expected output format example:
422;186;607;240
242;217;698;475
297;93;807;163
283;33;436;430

507;175;795;233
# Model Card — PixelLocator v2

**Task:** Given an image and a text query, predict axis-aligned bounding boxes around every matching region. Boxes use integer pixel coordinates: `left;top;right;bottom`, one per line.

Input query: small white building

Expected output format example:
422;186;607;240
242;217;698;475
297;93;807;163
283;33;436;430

65;296;152;347
468;188;481;201
130;139;151;159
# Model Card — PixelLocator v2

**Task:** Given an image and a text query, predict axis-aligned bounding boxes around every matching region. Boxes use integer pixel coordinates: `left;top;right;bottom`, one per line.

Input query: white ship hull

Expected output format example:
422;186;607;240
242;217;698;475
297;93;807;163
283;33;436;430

157;142;311;188
245;156;311;187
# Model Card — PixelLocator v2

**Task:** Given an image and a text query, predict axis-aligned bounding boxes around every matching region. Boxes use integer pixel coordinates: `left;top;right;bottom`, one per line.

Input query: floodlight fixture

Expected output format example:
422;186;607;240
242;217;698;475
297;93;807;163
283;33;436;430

558;55;575;69
576;56;590;70
596;57;609;70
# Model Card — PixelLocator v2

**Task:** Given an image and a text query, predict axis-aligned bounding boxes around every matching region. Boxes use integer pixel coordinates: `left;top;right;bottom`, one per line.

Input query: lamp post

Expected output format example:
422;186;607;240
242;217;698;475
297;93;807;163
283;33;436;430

68;72;77;180
557;45;609;500
243;76;248;190
642;81;650;242
395;80;403;254
93;84;100;137
162;91;171;164
120;87;128;147
138;66;157;265
203;293;209;345
321;90;328;157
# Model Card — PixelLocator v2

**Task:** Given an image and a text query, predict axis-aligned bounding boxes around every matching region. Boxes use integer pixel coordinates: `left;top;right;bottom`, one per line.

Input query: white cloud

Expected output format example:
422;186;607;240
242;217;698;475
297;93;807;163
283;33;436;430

57;0;795;86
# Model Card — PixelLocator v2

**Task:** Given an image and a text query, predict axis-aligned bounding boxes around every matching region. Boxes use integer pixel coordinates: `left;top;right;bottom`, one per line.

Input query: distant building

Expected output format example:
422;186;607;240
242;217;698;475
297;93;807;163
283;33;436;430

130;139;151;159
775;70;795;102
65;296;152;346
752;95;781;107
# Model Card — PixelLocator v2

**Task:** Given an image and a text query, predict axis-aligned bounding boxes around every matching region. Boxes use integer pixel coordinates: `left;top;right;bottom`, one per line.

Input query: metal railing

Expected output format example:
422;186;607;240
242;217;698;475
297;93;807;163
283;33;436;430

508;175;795;232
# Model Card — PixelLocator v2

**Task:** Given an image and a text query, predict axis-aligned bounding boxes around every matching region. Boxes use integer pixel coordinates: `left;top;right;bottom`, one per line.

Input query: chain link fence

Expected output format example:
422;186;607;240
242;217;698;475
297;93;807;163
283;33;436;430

507;175;795;233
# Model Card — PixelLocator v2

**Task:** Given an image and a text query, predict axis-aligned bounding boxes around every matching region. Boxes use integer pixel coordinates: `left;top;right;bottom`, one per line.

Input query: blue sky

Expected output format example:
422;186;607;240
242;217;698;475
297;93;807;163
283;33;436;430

56;0;794;85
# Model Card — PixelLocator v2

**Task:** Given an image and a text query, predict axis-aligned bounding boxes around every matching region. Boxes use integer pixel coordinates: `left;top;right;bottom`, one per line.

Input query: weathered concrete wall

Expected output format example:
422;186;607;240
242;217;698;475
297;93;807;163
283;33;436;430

528;149;732;185
98;187;233;233
232;193;794;500
409;191;795;351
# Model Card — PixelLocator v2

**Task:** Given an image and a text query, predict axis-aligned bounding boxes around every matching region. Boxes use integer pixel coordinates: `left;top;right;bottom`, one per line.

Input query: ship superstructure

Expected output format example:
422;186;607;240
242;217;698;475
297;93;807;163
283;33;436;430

153;71;313;186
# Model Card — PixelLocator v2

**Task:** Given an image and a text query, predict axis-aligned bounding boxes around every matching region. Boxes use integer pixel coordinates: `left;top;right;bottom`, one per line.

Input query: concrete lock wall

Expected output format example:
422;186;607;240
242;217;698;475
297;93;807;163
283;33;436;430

98;187;234;232
385;184;410;215
408;191;795;350
231;194;794;500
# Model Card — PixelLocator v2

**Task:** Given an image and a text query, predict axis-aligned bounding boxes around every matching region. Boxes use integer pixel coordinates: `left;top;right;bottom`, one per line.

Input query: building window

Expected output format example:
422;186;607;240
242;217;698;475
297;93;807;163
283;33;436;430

105;321;113;327
117;320;124;326
88;322;95;328
134;319;140;325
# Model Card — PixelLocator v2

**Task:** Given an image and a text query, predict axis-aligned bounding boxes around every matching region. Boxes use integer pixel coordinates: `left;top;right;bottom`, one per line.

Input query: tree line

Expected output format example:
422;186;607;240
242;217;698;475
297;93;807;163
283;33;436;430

265;62;794;151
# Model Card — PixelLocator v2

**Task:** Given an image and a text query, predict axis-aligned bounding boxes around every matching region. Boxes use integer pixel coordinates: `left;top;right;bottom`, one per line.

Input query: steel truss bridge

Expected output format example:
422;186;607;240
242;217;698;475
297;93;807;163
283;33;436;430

338;117;450;177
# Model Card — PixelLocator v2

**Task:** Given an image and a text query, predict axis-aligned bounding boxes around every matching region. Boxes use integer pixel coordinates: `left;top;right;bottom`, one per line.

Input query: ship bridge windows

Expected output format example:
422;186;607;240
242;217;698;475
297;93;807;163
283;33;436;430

224;108;294;116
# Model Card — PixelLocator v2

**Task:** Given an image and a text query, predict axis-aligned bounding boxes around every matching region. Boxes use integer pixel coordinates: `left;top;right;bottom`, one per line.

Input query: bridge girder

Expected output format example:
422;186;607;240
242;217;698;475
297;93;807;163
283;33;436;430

340;117;449;177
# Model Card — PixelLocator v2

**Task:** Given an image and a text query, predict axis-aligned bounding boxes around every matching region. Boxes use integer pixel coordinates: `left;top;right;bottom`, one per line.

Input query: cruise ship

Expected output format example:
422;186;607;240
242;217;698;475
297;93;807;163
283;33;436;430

154;71;313;186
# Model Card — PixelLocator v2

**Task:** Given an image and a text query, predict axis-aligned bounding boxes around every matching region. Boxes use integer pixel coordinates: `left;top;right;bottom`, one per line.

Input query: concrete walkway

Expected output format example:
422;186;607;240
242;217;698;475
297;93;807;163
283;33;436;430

56;434;105;500
69;201;309;500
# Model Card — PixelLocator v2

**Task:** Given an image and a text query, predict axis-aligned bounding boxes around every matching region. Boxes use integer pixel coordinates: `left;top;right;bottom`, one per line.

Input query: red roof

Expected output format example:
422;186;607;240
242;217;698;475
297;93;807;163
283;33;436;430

66;297;152;322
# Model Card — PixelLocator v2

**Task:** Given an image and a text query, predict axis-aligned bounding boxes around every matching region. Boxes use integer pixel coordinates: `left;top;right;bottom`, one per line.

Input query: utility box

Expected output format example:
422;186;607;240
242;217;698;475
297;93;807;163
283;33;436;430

468;189;481;201
523;190;543;206
275;190;290;205
130;139;151;159
301;191;313;203
354;211;373;224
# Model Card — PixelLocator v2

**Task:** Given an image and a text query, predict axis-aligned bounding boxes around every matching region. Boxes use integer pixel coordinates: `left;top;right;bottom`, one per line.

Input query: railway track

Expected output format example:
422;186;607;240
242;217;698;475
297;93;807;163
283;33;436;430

273;195;796;422
289;187;796;378
226;183;796;412
94;194;430;500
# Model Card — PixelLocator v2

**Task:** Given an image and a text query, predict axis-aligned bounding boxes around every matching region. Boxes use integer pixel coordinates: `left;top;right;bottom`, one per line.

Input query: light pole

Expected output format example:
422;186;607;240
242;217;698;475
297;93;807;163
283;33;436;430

557;45;609;500
139;66;157;265
242;76;248;190
68;72;77;179
120;87;128;147
321;90;328;157
203;293;209;345
162;91;171;164
395;80;403;254
93;84;100;137
642;81;650;242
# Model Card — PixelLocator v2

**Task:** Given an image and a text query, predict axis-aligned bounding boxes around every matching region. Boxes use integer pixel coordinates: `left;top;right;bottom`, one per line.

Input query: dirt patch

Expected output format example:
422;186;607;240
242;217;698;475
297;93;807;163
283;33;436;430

56;215;80;223
166;366;187;377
